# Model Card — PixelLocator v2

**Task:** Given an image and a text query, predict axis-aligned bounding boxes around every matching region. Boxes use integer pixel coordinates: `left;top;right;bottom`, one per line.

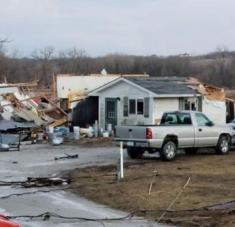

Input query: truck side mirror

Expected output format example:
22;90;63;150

206;121;214;127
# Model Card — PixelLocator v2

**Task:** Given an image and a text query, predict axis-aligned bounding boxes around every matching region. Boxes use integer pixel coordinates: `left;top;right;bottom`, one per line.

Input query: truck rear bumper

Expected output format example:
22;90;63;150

115;140;148;148
115;139;162;149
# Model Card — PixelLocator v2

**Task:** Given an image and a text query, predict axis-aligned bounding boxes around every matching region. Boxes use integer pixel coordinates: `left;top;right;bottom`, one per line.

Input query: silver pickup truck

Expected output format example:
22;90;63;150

115;111;234;161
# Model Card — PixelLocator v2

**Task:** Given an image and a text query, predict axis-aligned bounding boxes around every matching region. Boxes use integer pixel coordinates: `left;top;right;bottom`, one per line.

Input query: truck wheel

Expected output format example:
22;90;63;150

161;141;177;161
127;147;143;159
185;148;197;155
216;135;230;155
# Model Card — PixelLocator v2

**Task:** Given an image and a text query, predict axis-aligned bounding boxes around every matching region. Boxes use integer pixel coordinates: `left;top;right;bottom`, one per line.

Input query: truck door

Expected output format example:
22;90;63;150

161;112;195;147
194;112;218;147
176;112;195;147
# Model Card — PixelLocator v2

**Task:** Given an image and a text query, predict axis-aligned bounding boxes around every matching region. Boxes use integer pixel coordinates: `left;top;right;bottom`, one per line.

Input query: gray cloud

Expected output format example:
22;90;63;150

0;0;235;56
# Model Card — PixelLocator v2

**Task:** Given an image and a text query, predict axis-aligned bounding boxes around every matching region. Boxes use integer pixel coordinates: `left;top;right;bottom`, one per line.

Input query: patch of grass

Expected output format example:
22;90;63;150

70;151;235;226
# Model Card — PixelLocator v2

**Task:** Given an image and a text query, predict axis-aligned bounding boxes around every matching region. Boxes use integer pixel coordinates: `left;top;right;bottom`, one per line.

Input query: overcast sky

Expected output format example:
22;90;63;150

0;0;234;57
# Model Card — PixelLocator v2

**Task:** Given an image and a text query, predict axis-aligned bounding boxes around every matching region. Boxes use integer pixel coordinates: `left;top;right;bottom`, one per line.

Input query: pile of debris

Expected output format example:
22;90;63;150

0;81;67;128
0;81;68;147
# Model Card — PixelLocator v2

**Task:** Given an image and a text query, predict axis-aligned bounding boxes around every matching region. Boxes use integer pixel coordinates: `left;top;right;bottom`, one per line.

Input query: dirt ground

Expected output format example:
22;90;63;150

70;149;235;227
65;137;113;147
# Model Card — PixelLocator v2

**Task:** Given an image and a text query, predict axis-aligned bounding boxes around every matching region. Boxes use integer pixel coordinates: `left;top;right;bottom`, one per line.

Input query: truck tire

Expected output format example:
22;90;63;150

161;141;177;161
216;135;230;155
185;148;197;155
127;147;144;159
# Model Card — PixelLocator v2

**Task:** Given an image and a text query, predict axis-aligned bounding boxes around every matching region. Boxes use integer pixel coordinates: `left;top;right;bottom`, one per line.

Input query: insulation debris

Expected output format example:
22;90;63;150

179;77;226;101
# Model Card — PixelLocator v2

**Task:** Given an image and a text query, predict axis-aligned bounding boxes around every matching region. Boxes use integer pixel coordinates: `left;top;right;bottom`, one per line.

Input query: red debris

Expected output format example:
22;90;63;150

0;215;20;227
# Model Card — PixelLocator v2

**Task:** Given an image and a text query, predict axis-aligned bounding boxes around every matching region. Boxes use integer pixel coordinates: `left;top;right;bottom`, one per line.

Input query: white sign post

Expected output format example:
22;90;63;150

120;141;124;179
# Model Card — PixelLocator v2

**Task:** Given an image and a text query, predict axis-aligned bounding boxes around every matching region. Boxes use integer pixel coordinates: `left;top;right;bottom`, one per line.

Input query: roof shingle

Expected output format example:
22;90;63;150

127;77;198;95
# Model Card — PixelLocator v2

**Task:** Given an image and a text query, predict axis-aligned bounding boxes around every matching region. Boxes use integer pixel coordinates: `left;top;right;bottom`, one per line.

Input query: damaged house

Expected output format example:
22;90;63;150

88;77;201;129
55;73;149;127
56;74;230;130
55;74;121;111
87;77;229;129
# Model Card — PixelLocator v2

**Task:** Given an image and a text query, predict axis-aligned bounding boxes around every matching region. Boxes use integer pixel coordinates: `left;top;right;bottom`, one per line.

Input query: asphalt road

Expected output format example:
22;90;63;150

0;143;165;227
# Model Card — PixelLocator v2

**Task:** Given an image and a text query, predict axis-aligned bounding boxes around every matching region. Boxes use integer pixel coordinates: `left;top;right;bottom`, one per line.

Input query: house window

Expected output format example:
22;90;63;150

129;99;136;114
180;98;198;111
123;97;128;117
191;103;196;111
184;100;190;110
137;99;144;115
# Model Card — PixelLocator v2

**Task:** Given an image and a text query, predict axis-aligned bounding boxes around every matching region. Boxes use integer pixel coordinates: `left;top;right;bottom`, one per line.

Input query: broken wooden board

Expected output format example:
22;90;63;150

22;177;69;188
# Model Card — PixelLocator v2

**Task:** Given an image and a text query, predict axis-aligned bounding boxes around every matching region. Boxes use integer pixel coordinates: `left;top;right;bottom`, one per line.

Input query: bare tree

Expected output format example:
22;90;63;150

31;46;55;60
0;38;10;81
31;46;55;87
1;42;235;89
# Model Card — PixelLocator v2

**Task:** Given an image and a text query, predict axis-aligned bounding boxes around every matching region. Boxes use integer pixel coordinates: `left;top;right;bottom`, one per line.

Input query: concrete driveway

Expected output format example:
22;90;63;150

0;144;165;227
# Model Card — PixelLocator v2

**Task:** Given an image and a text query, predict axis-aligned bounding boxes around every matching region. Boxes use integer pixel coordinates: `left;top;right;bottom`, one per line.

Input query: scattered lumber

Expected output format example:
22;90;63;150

54;154;79;161
22;177;69;188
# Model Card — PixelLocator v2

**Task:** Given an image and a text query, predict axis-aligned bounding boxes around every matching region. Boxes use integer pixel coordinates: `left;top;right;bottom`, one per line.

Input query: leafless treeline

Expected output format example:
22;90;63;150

1;43;235;88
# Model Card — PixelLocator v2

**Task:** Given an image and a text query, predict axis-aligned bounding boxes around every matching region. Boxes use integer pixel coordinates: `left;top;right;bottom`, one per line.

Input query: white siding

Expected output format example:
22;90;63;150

97;81;154;129
0;87;18;94
153;97;226;125
153;98;179;124
57;75;119;98
202;98;226;124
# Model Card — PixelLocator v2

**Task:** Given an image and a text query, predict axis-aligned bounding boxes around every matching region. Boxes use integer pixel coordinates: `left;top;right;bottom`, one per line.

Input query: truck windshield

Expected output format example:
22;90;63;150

161;113;192;125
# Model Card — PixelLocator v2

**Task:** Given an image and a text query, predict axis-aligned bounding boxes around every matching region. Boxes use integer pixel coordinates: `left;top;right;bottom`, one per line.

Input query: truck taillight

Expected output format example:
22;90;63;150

146;128;153;139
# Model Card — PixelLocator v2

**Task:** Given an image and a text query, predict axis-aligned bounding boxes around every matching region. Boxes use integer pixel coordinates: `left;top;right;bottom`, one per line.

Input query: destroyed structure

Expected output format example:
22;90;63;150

0;81;67;135
0;73;234;144
55;74;234;130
